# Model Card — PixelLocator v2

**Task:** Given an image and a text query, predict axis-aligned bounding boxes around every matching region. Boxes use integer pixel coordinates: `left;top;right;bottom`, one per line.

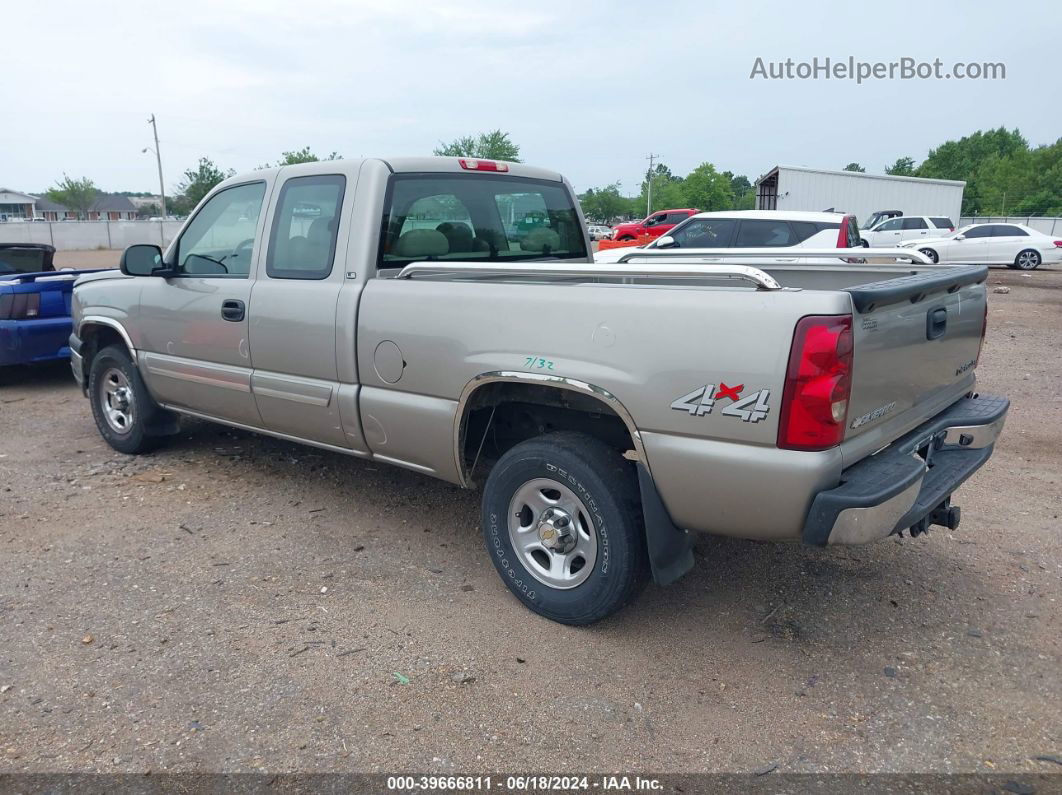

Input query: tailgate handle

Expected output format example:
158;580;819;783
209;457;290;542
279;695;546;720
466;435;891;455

926;306;947;340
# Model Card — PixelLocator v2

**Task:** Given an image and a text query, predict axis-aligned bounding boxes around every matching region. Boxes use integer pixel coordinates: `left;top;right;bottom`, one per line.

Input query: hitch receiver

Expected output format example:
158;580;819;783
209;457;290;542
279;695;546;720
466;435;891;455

910;500;962;537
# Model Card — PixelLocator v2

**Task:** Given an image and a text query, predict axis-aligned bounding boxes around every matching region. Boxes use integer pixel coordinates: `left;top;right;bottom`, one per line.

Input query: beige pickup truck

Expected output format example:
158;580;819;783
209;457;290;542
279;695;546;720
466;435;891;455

70;157;1008;624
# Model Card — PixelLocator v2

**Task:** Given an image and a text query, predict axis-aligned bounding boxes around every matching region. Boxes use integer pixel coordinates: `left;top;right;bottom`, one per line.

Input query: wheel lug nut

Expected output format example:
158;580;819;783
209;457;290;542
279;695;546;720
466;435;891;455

555;516;570;528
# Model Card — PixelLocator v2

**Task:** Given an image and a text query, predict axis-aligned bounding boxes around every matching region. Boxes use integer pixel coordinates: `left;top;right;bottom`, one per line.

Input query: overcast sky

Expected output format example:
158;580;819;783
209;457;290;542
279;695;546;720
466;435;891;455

3;0;1058;196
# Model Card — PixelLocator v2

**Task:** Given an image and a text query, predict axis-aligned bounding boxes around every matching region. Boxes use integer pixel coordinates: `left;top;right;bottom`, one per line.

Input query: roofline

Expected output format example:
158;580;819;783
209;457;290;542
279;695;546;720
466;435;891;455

756;164;966;188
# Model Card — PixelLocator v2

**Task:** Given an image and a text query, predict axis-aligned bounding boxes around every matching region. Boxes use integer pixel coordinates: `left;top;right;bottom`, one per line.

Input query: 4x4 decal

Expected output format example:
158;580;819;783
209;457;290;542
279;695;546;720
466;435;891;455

670;382;771;423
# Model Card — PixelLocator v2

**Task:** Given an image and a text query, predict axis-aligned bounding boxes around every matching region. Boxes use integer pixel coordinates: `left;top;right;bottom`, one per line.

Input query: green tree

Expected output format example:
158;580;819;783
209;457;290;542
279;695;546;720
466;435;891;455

578;183;629;224
174;158;234;211
46;174;98;218
261;147;342;168
681;162;733;211
885;157;916;176
724;172;756;209
970;138;1062;216
916;127;1031;214
843;162;866;172
433;130;521;162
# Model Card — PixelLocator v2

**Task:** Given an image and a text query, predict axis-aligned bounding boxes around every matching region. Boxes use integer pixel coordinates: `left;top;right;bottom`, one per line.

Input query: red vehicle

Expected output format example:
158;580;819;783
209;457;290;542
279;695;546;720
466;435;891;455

610;208;699;241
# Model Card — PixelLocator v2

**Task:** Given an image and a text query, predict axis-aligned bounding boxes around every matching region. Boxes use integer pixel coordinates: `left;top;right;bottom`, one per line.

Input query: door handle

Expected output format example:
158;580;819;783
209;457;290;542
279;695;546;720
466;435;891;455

221;299;245;322
926;306;947;340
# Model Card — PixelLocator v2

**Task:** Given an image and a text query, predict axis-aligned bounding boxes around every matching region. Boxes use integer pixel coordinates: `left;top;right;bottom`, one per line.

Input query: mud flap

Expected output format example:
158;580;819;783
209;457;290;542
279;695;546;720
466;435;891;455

636;463;694;586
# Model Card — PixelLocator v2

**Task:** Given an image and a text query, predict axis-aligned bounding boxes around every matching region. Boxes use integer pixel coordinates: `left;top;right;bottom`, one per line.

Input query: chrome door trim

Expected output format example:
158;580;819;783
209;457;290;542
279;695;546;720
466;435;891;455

142;352;252;393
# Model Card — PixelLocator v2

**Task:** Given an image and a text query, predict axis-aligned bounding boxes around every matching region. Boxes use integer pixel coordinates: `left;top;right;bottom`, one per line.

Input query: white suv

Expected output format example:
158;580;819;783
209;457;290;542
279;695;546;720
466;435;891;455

860;215;955;248
593;210;862;263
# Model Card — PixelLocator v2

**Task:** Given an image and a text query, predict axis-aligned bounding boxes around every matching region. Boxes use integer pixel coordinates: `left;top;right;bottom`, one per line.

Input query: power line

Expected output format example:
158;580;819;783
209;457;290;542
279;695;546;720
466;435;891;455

645;152;661;216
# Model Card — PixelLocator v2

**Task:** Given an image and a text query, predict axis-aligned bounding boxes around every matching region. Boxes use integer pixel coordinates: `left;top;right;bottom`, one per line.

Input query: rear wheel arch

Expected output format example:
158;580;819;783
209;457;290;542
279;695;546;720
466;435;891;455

454;372;648;488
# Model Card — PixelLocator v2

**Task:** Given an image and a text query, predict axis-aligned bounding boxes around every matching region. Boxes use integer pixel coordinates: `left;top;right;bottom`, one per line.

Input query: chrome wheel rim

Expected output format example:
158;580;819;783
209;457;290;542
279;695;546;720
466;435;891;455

1017;251;1038;269
99;367;135;435
508;477;598;590
920;248;936;262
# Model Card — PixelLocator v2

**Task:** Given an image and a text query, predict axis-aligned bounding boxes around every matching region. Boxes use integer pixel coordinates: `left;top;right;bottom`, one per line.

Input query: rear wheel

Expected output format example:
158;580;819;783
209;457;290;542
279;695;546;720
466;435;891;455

481;432;649;625
918;247;939;263
88;345;165;455
1014;249;1041;270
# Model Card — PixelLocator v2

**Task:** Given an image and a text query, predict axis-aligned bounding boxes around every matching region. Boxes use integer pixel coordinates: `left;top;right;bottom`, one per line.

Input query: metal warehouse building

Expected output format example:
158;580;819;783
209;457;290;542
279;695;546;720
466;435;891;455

755;165;965;228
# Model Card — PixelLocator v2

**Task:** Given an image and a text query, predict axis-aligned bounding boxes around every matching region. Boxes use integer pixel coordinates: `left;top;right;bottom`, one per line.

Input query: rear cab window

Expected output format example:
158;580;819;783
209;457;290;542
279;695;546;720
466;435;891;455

930;217;954;229
267;175;346;280
378;174;587;269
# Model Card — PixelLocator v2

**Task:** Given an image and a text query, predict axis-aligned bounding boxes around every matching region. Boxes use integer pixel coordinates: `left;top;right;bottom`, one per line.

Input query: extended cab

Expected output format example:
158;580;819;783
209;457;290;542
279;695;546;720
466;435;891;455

70;157;1008;624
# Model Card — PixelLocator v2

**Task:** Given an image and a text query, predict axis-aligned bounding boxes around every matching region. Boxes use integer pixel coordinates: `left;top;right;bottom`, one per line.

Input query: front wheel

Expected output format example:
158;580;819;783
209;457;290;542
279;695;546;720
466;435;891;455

617;235;636;242
1014;249;1041;270
88;345;165;455
918;247;939;263
481;432;649;625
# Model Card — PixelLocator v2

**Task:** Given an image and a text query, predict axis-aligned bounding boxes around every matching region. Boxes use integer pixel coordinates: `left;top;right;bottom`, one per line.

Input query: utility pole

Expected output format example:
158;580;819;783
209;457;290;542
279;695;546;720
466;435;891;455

147;114;167;219
645;152;660;217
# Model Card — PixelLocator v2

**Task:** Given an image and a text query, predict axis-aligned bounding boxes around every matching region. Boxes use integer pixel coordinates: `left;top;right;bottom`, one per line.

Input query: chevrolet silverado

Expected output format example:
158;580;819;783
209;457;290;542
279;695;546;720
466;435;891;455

69;157;1008;624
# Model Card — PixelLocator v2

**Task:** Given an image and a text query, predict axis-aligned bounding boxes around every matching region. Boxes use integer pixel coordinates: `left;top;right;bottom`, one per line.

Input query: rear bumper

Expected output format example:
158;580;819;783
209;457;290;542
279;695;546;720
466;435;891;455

0;317;73;367
803;394;1008;545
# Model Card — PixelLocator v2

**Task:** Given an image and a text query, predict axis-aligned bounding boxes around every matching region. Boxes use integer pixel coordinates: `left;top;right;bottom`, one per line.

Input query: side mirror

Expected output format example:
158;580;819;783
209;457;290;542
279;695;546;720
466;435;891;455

954;234;966;241
120;244;165;276
655;235;677;249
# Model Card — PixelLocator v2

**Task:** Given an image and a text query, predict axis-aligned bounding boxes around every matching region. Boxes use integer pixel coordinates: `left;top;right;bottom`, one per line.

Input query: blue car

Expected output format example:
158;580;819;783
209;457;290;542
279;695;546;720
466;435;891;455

0;244;106;369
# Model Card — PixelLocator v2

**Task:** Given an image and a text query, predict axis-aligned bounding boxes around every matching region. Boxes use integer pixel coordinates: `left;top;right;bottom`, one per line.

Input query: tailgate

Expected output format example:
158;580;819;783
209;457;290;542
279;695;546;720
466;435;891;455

844;266;988;441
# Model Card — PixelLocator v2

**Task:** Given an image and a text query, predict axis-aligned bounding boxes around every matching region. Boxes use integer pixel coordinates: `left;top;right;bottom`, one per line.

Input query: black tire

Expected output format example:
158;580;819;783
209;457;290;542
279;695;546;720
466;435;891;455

481;431;649;625
88;345;165;455
617;235;636;242
918;247;939;263
1014;249;1041;270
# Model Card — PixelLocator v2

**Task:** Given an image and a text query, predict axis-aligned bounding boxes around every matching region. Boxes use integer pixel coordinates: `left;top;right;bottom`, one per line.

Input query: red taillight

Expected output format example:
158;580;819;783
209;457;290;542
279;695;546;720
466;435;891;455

458;158;509;172
778;315;854;451
1053;240;1062;248
836;221;848;248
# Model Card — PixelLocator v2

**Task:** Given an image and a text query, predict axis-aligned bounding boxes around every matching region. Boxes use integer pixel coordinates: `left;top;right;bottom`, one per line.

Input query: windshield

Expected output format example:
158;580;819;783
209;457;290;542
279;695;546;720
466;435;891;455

379;174;587;268
0;247;49;274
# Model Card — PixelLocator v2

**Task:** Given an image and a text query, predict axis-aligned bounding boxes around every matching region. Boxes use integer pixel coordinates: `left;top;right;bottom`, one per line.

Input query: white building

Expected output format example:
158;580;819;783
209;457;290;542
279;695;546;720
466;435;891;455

0;188;37;221
755;166;965;228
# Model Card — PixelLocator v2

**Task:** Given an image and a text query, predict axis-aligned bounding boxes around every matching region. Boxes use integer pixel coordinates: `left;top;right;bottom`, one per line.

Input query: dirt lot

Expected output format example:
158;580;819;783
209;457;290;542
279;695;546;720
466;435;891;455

53;250;121;270
0;267;1059;776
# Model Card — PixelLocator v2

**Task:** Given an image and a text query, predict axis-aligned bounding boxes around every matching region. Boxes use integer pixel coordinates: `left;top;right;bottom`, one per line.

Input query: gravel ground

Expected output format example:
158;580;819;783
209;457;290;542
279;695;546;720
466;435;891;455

0;267;1059;776
52;250;121;270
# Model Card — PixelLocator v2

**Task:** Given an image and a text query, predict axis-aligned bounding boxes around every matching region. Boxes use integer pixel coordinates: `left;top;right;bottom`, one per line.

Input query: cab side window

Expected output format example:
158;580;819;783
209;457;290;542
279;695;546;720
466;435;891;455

735;219;796;247
175;182;266;278
876;218;903;231
671;218;736;247
964;226;993;238
901;217;928;230
992;225;1028;237
267;175;346;280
